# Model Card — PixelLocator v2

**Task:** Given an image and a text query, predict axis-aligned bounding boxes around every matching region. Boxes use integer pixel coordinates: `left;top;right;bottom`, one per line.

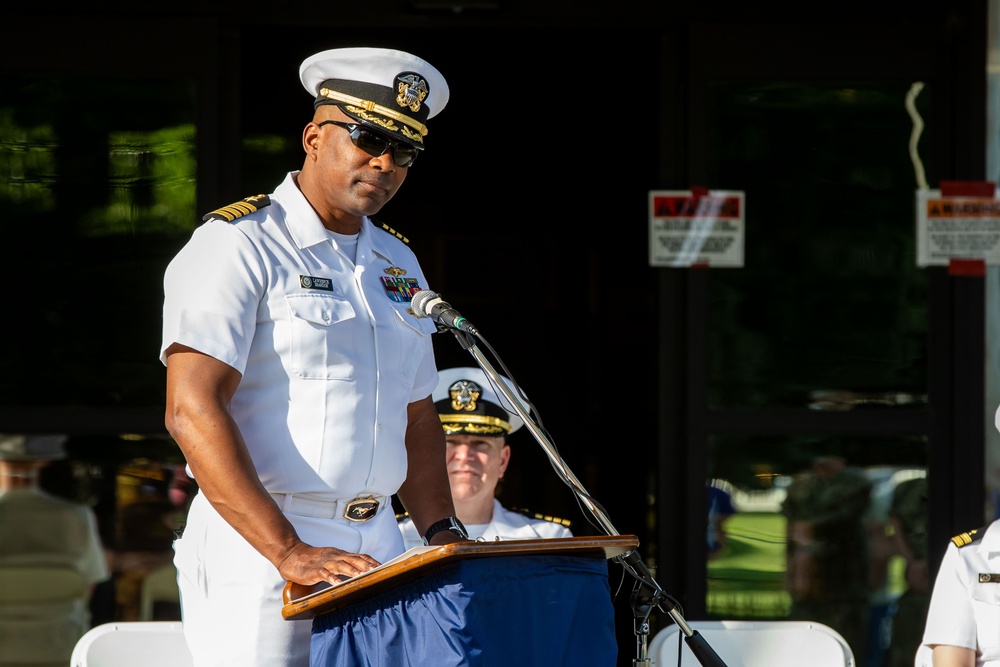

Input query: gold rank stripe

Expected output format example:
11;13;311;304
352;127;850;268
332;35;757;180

530;513;572;528
951;528;982;547
380;223;409;244
511;507;572;528
203;194;270;222
396;510;571;528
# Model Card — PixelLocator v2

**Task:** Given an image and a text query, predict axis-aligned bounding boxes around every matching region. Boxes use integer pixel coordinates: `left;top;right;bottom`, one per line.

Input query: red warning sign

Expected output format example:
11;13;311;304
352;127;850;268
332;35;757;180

916;187;1000;267
649;190;745;268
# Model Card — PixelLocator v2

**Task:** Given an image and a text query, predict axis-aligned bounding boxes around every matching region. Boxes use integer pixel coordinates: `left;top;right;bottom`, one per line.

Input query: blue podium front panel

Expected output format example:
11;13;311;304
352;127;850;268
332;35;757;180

310;554;617;667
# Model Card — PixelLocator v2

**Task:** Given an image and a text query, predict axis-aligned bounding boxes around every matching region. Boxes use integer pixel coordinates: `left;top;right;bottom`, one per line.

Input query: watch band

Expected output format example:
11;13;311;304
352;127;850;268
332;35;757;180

423;516;468;546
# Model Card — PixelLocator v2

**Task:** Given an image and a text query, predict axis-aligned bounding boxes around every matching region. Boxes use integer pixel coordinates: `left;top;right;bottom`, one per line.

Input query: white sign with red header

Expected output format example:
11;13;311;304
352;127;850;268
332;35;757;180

916;188;1000;266
649;189;745;268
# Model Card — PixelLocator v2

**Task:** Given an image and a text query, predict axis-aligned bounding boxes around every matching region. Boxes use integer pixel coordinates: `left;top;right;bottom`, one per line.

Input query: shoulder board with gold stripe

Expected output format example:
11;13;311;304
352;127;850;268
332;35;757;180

952;526;988;548
202;194;271;223
377;221;410;245
511;507;572;529
395;511;410;521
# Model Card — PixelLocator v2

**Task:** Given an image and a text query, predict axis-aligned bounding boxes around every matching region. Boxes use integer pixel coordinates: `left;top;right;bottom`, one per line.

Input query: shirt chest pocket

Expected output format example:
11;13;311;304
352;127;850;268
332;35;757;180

971;580;1000;650
286;293;358;380
382;304;438;381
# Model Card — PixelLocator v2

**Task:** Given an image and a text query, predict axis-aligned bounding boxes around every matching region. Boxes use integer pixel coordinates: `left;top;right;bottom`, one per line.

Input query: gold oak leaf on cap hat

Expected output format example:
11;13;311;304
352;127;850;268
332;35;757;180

299;47;449;150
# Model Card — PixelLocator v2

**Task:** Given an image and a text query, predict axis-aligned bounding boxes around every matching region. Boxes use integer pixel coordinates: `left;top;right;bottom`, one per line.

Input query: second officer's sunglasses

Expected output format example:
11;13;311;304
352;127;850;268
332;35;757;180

318;120;420;168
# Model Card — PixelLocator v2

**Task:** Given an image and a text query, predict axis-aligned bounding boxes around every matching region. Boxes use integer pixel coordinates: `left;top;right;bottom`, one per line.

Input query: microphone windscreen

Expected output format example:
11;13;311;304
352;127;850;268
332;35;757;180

410;290;438;317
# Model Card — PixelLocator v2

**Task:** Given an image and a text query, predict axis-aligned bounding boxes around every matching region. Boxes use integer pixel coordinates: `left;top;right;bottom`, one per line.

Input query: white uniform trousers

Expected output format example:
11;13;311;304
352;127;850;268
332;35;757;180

174;492;404;667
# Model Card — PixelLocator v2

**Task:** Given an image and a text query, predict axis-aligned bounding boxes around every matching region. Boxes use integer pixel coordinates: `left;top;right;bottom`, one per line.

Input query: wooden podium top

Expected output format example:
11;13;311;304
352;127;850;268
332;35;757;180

281;534;639;620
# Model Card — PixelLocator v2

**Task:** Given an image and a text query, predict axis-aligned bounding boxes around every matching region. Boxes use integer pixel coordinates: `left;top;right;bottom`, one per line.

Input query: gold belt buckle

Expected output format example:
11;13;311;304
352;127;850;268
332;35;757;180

344;496;380;522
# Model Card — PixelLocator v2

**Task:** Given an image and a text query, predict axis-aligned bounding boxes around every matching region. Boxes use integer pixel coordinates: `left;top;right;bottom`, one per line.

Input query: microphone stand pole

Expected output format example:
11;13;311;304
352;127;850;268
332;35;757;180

448;330;729;667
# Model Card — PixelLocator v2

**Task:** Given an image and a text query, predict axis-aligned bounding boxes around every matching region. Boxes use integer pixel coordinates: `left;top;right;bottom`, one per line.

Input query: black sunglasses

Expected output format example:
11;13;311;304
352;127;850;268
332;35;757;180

318;120;420;168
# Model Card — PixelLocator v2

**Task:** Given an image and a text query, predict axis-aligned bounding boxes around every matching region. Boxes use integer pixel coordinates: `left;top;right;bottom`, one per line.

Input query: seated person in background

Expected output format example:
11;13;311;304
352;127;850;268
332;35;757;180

399;367;572;548
0;433;110;666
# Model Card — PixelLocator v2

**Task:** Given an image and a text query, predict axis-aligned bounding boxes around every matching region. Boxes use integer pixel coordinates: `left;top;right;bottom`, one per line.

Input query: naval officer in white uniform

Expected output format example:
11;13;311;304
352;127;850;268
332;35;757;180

160;47;466;667
399;367;572;548
920;520;1000;667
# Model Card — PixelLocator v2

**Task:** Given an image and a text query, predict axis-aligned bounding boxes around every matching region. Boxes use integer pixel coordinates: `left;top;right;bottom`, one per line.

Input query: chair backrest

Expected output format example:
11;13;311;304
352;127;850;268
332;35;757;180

0;565;90;666
70;621;194;667
139;562;180;621
649;620;855;667
0;565;88;604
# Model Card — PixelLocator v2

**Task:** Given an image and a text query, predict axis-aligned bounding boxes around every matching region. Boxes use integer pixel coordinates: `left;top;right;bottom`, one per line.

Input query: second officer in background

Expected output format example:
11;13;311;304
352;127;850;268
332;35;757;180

399;367;572;547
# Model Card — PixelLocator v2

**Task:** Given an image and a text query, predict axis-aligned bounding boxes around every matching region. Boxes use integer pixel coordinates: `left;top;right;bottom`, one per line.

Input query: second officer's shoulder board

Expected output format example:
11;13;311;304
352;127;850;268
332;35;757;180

951;526;989;548
202;194;271;223
511;507;572;529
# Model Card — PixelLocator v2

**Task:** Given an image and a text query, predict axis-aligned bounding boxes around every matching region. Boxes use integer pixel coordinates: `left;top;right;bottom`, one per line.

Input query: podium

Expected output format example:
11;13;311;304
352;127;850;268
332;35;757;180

282;535;638;667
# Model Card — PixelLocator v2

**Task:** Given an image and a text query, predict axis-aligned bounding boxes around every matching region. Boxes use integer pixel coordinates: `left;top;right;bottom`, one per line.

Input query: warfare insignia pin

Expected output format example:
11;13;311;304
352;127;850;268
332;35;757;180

384;266;407;277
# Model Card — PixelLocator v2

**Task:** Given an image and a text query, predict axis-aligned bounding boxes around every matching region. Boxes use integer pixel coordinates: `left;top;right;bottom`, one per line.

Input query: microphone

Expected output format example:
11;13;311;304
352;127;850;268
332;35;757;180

411;290;479;336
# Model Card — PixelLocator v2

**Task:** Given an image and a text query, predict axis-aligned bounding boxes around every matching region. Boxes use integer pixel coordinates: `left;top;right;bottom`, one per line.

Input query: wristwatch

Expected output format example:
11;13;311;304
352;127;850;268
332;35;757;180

423;516;469;546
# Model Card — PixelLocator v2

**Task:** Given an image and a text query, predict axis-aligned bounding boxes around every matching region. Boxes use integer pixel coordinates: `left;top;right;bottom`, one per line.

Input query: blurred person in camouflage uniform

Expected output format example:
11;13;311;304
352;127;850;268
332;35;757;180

782;454;873;666
885;476;928;667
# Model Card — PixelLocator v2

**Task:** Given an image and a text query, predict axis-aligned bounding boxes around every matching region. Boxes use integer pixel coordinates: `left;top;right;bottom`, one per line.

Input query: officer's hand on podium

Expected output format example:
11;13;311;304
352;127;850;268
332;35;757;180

277;542;381;587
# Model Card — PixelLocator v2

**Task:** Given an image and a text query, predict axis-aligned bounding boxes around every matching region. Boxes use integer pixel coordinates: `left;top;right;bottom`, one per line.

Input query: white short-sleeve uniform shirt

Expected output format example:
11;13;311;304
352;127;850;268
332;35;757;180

160;172;440;667
922;520;1000;667
161;171;439;499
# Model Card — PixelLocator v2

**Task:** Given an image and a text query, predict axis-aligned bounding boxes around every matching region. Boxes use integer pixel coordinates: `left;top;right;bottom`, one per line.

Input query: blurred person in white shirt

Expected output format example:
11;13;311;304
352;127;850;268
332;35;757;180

0;434;109;666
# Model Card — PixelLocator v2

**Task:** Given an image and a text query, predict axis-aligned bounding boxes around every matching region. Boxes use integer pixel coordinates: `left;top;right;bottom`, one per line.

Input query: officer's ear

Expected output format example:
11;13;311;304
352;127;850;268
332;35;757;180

303;123;321;154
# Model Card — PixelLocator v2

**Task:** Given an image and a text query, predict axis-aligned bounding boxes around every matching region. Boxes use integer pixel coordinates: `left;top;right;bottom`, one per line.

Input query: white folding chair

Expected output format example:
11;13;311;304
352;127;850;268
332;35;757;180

649;619;855;667
70;621;193;667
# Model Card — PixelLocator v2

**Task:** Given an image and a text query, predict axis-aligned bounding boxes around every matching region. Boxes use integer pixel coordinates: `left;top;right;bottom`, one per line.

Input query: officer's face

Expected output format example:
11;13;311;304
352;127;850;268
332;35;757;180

445;434;510;502
301;106;408;224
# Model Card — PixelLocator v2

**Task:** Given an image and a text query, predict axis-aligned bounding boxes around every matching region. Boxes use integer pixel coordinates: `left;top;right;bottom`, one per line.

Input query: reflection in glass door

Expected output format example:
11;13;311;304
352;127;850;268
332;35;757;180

706;435;927;667
690;82;938;667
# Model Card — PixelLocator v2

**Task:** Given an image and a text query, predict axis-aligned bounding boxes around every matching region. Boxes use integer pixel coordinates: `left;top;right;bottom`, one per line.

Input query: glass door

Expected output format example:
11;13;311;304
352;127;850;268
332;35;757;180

655;19;987;667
